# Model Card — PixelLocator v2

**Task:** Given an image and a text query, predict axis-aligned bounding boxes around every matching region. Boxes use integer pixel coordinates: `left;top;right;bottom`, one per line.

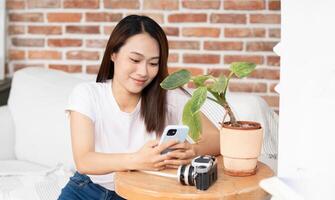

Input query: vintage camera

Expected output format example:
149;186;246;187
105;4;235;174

177;155;218;190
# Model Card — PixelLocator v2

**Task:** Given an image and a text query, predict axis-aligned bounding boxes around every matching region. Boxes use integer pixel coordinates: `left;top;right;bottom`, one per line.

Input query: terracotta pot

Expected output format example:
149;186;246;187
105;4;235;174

220;121;263;176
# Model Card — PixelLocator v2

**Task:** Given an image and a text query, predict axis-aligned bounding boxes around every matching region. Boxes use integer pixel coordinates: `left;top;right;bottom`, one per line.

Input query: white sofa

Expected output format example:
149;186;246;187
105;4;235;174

0;67;278;200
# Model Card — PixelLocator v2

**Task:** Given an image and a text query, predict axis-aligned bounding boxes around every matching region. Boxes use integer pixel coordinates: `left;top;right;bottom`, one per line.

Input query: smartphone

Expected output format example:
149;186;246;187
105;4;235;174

159;125;189;154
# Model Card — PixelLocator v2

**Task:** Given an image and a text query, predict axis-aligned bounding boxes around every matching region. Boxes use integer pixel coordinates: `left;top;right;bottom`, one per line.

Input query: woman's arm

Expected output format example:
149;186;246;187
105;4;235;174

192;112;221;156
69;111;177;175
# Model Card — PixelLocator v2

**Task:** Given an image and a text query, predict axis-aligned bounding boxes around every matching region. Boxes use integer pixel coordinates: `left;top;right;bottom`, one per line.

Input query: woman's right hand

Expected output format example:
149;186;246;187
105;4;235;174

131;139;179;171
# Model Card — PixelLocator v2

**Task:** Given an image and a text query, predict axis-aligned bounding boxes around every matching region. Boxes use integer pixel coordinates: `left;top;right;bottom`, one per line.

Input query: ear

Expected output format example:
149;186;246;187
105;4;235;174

111;53;117;62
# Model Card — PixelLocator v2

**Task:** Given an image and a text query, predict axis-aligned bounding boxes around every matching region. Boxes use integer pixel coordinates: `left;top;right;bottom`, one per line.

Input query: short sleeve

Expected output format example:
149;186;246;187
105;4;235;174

65;83;96;122
166;89;190;124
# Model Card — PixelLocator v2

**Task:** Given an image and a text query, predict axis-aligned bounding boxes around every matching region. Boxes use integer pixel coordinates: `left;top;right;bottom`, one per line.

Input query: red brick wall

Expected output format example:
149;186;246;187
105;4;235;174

5;0;280;111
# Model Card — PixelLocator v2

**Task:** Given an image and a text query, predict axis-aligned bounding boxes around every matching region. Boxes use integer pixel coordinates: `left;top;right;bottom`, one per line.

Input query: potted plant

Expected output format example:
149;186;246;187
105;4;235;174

160;62;263;176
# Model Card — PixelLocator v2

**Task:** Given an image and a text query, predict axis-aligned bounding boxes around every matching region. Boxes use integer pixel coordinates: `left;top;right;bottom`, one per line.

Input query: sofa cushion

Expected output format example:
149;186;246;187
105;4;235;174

0;105;15;160
0;160;71;200
0;160;47;176
8;67;95;168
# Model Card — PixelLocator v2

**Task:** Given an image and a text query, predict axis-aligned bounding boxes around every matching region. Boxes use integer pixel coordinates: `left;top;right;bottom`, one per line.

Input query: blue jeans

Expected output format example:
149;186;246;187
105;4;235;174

58;172;126;200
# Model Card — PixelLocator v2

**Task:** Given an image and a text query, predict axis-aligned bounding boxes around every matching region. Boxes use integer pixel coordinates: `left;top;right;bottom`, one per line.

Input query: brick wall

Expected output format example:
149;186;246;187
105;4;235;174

5;0;281;111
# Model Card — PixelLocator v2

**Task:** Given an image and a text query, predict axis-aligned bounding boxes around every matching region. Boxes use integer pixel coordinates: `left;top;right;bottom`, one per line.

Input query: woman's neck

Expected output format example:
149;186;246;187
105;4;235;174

111;79;140;113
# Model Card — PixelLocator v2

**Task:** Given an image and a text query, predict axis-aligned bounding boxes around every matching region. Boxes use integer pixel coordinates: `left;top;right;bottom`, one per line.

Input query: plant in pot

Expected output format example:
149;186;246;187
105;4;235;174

160;62;263;176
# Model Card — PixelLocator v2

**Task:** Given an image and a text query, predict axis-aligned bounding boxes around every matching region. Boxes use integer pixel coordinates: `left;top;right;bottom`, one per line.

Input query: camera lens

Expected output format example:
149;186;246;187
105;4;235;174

178;165;186;185
178;164;195;186
167;129;177;136
187;166;195;186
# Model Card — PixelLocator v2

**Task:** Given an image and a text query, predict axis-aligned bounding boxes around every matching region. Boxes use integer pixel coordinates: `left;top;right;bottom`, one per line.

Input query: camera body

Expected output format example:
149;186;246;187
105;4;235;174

177;155;218;190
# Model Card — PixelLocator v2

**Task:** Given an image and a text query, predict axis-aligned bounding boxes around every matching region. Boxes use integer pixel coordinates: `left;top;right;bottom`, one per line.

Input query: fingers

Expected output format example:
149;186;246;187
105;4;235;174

167;151;188;160
165;164;179;169
152;153;170;163
155;167;166;171
155;139;180;153
167;149;196;160
146;139;159;148
153;160;167;169
169;142;191;150
164;158;192;166
142;140;193;171
140;158;167;171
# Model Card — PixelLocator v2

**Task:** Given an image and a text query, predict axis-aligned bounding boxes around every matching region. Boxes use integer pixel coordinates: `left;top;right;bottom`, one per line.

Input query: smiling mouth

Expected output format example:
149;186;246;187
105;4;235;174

131;77;147;84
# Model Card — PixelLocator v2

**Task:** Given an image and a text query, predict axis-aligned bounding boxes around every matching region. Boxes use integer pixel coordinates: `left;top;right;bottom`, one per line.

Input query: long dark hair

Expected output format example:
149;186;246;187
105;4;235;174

96;15;169;135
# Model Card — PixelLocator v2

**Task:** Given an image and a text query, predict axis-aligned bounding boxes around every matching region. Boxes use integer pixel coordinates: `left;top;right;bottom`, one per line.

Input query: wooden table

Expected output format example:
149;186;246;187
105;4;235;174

115;156;274;200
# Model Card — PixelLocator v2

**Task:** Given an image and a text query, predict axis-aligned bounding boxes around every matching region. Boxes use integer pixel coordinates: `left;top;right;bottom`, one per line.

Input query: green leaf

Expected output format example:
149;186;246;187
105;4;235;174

211;75;226;94
160;69;191;90
190;87;207;115
182;100;201;141
230;62;256;78
192;75;210;87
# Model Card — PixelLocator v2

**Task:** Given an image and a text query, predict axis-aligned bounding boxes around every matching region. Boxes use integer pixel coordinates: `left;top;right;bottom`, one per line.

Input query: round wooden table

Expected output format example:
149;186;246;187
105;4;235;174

115;156;274;200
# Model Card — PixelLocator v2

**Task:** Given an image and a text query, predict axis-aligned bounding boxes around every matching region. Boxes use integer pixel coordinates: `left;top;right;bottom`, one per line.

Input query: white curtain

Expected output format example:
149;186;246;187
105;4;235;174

277;0;335;199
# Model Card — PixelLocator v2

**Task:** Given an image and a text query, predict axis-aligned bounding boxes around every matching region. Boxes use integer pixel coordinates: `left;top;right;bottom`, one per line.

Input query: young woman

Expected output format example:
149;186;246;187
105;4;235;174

58;15;220;200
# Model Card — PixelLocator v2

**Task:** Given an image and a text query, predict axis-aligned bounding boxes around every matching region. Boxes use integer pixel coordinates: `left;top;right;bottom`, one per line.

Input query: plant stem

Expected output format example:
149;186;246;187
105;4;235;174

222;101;237;126
220;71;238;126
223;71;234;97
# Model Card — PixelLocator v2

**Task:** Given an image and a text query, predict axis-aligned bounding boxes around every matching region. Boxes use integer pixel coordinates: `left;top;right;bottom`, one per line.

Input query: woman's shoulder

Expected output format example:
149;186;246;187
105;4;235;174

167;88;188;97
166;88;190;105
72;80;110;96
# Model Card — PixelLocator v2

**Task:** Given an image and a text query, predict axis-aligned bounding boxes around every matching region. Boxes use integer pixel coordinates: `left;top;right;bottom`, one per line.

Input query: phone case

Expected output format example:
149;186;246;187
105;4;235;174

159;125;189;154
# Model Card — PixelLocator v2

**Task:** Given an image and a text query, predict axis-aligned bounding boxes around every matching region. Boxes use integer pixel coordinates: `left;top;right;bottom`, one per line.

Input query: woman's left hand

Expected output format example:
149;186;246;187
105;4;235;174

164;142;197;168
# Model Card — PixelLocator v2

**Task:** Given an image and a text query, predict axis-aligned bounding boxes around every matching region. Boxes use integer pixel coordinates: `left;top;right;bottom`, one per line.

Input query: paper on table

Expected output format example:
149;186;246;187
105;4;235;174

140;168;178;179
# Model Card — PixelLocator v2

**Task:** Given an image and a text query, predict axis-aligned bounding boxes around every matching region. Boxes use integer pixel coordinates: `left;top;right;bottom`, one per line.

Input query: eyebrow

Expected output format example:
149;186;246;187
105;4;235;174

130;51;159;60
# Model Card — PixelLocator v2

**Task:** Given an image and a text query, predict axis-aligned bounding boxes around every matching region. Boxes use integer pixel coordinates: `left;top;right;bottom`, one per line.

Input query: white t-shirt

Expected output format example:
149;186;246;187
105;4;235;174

66;79;189;190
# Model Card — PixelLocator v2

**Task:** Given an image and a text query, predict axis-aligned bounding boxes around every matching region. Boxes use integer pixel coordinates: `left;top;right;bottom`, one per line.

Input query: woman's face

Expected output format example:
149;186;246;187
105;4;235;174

111;33;160;95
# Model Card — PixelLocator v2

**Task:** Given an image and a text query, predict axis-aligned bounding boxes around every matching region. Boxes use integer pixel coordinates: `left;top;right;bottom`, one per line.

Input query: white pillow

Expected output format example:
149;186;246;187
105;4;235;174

8;67;95;168
0;105;15;160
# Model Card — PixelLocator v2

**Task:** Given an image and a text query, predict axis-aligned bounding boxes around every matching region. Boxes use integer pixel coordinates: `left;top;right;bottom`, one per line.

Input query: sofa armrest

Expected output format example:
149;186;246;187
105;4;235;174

0;105;15;160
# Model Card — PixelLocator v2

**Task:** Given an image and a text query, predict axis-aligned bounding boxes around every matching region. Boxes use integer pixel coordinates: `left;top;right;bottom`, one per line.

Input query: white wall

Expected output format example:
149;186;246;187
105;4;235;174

278;0;335;199
0;0;5;80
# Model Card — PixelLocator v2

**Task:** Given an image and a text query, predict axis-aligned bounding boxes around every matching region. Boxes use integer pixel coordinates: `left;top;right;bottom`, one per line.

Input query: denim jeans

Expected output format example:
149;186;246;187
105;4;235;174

58;172;126;200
